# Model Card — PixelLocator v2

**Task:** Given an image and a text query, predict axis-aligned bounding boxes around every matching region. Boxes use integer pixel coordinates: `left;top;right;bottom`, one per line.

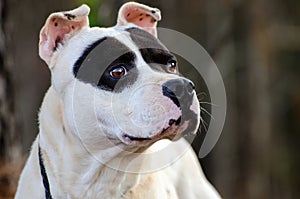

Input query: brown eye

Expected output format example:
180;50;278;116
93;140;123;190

110;65;127;79
167;60;177;73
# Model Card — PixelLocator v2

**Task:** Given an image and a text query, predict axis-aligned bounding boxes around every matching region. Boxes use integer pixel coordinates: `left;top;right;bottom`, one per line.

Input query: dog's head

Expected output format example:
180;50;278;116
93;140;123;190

39;2;200;149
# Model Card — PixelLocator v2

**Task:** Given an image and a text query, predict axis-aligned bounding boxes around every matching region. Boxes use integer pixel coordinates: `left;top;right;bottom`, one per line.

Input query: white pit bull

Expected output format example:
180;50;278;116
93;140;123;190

15;2;221;199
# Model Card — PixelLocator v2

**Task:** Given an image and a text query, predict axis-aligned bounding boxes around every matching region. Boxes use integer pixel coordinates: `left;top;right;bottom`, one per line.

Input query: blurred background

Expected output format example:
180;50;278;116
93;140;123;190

0;0;299;198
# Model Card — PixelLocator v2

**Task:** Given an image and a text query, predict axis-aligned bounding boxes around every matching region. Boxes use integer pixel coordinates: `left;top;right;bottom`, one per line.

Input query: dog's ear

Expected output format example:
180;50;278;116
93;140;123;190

39;5;90;65
117;2;161;38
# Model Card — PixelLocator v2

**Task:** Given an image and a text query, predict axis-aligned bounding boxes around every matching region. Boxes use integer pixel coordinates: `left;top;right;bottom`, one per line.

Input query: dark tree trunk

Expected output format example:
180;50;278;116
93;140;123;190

0;0;22;198
0;1;74;198
0;0;20;163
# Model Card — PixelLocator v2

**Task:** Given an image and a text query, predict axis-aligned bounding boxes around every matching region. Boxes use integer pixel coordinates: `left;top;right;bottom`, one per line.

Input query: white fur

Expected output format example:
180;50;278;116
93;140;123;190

15;3;221;199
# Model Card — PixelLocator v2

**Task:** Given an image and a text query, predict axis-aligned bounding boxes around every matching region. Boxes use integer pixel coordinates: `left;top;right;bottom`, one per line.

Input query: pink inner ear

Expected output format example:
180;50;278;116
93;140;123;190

49;18;72;50
124;7;157;28
46;17;85;53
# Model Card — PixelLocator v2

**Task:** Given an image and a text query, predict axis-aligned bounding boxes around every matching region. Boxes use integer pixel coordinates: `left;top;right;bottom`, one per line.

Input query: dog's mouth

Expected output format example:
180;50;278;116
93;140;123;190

121;117;188;145
123;134;152;141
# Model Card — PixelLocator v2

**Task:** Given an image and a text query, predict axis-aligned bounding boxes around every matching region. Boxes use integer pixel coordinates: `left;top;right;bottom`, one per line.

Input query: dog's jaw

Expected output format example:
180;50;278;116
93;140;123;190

118;119;192;147
111;84;200;147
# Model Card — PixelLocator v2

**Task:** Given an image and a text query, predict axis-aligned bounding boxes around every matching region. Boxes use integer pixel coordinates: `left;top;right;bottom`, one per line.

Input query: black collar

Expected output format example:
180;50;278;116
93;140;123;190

38;144;53;199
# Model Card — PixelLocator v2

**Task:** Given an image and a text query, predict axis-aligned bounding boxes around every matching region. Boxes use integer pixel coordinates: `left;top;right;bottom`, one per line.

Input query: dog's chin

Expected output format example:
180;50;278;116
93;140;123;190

119;120;194;147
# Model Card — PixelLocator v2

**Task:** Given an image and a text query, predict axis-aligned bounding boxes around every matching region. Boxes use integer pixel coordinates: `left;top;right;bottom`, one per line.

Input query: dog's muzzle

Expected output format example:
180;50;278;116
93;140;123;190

162;78;195;109
120;78;197;145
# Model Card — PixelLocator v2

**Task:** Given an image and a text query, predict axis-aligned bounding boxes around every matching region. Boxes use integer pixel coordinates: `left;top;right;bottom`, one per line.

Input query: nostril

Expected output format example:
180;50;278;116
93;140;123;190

162;86;180;107
162;79;195;108
187;81;195;95
189;81;195;90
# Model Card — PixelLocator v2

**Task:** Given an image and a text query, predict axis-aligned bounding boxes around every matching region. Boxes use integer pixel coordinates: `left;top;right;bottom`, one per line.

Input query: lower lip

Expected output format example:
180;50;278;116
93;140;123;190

121;125;175;144
123;134;152;141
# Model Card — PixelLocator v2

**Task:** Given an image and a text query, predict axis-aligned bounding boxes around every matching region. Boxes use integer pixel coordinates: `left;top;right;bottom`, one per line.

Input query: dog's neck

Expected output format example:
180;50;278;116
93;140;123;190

38;87;152;198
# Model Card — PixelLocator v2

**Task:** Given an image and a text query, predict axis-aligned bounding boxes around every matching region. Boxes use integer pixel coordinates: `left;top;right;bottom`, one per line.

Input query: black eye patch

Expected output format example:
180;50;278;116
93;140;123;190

73;37;137;92
97;52;137;92
139;48;177;73
126;27;177;73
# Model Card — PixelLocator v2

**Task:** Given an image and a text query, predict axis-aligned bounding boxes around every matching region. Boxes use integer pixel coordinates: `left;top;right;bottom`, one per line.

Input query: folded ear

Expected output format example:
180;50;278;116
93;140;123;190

39;4;90;65
117;2;161;38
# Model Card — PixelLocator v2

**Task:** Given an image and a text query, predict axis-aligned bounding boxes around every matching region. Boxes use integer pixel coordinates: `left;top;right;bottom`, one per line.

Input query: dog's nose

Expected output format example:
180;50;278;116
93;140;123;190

162;78;195;108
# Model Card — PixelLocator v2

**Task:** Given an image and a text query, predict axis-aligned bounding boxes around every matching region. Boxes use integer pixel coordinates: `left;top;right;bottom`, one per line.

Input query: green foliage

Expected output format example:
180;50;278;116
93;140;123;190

76;0;102;26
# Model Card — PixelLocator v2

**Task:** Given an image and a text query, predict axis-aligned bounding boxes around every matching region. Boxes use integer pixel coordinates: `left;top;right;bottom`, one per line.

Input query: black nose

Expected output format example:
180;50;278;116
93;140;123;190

162;78;195;108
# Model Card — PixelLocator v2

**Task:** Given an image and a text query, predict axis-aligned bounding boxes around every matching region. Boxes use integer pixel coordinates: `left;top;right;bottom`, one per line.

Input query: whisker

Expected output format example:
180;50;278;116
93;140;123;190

196;92;207;97
200;106;215;120
198;101;219;107
196;128;202;136
196;92;207;101
200;117;208;134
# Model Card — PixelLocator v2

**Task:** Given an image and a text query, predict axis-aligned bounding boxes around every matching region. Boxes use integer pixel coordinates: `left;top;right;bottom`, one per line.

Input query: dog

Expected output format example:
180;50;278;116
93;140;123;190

15;2;221;199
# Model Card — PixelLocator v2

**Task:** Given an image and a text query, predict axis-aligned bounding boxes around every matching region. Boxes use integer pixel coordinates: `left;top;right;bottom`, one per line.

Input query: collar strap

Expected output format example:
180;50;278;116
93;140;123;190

38;144;53;199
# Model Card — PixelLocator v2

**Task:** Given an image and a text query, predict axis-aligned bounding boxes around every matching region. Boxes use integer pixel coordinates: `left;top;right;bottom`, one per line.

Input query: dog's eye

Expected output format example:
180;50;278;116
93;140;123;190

110;65;127;79
167;60;177;73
